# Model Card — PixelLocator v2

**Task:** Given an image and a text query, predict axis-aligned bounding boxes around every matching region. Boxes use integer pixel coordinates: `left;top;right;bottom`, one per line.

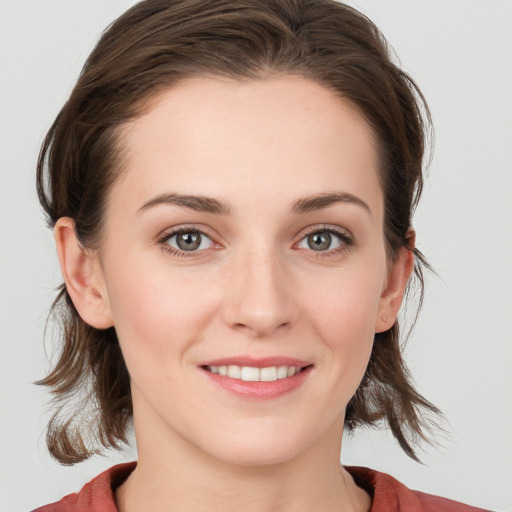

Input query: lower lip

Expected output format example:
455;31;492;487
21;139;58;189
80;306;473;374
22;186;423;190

201;366;313;399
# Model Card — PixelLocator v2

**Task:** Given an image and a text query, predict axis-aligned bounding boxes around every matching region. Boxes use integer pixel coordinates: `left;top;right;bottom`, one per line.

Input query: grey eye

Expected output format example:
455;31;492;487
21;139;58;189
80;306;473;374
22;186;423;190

167;231;213;251
298;231;343;251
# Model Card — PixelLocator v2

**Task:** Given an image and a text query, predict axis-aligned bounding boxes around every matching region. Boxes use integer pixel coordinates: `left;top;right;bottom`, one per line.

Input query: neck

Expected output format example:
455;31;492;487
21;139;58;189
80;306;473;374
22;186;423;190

116;396;370;512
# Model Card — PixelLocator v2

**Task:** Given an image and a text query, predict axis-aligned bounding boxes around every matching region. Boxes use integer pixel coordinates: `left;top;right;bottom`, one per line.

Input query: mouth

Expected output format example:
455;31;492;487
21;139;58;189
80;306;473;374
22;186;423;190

202;364;311;382
199;359;313;399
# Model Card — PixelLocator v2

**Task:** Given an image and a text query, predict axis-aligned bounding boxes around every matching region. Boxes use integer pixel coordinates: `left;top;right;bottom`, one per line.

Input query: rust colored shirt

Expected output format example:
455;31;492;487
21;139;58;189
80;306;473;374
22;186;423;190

32;461;491;511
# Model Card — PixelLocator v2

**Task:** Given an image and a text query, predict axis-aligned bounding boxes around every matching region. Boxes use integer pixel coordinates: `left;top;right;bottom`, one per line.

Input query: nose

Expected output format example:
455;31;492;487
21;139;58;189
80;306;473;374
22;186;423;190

222;249;296;337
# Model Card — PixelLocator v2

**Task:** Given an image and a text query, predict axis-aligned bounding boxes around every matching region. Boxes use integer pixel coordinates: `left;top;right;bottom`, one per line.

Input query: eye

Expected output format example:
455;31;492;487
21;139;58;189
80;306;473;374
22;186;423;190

164;229;214;252
297;228;351;252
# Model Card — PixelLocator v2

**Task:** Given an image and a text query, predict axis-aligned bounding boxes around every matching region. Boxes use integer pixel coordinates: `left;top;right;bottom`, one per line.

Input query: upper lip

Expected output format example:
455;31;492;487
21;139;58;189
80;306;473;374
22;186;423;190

199;356;312;368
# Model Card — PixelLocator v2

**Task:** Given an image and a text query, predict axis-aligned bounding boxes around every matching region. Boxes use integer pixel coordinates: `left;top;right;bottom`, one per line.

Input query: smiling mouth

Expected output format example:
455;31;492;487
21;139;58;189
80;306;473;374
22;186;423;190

203;364;312;382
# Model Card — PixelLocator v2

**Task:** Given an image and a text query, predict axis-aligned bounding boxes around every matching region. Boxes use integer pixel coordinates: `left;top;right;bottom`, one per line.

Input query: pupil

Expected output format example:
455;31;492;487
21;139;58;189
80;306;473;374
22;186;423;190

308;232;331;251
177;232;201;251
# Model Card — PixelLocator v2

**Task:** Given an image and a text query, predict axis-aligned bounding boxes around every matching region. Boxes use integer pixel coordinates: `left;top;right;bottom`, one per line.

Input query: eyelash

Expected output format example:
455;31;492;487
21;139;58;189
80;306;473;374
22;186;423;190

157;226;218;258
157;225;354;259
297;225;354;257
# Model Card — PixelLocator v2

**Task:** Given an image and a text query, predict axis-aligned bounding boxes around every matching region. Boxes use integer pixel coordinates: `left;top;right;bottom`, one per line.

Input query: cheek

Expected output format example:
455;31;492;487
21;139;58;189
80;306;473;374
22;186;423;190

308;262;384;336
304;262;385;383
104;261;217;375
321;296;377;367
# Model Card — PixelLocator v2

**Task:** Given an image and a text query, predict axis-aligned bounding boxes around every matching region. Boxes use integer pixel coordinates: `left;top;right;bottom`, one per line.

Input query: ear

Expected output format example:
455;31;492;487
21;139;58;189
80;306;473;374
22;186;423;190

54;217;114;329
375;230;416;333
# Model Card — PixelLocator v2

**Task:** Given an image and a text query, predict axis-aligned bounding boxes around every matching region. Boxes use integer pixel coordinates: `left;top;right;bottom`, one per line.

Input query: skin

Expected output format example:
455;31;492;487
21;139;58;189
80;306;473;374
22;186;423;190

55;76;414;512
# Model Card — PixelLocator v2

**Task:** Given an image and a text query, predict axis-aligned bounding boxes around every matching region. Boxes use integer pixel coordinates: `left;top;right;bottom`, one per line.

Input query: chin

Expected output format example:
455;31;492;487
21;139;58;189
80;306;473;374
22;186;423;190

213;444;301;468
197;424;319;468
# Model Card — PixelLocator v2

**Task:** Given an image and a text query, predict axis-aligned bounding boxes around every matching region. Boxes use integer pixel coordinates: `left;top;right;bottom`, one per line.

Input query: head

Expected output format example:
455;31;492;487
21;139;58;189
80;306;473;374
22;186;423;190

38;0;439;465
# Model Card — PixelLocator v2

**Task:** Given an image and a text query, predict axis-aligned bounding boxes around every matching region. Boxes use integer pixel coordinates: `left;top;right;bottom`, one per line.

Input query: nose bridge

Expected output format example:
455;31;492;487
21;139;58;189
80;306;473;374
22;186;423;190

223;244;294;336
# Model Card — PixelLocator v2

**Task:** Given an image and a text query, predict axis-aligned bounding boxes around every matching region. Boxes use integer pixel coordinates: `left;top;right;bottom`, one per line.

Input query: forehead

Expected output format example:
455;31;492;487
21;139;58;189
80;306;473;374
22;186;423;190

111;75;382;217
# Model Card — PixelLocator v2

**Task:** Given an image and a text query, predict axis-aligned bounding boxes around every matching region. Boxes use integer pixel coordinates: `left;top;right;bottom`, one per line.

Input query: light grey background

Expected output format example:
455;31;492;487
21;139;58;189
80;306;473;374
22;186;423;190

1;1;511;510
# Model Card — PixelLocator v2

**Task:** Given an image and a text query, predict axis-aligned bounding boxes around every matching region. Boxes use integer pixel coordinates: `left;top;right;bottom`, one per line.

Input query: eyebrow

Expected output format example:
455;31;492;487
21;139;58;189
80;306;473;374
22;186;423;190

137;191;370;216
138;193;230;215
291;192;371;215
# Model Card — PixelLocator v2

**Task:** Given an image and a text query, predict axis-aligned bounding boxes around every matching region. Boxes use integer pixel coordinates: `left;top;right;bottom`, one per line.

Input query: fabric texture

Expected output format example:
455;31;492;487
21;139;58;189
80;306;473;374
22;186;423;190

32;461;491;511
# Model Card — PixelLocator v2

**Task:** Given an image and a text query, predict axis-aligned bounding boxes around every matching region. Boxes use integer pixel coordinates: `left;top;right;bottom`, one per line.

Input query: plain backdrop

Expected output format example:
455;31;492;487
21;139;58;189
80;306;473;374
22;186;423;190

1;1;511;511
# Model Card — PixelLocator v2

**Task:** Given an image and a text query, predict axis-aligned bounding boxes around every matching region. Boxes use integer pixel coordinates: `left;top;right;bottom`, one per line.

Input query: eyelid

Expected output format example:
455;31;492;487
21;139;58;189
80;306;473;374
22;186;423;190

293;224;355;253
156;224;222;257
155;223;354;258
297;224;353;242
157;224;218;243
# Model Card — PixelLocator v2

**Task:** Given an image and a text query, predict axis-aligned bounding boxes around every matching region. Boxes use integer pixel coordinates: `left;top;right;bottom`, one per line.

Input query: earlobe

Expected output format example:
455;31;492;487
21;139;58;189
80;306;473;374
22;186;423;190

375;232;416;333
54;218;114;329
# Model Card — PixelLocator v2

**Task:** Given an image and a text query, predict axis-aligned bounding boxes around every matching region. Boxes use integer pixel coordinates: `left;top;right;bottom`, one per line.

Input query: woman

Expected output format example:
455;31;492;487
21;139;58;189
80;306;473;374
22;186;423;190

32;0;490;510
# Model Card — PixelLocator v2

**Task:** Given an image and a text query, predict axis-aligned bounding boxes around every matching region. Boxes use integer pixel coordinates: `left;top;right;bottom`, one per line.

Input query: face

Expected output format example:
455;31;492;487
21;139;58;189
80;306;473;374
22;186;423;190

84;76;409;466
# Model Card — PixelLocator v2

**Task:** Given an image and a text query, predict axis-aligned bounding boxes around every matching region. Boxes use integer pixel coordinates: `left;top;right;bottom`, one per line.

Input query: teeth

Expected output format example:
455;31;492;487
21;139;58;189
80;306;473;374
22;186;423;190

260;366;277;382
227;365;241;379
277;366;288;379
208;365;301;382
241;366;260;381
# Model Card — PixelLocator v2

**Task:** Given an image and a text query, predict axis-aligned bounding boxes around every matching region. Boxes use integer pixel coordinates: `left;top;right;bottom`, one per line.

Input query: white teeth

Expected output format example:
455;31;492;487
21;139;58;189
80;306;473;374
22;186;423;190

227;365;241;379
208;365;303;382
277;366;289;379
241;366;260;382
260;366;278;382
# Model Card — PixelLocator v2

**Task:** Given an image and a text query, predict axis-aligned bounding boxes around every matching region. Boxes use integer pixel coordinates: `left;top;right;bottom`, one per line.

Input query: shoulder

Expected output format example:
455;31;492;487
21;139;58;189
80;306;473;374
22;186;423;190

31;462;136;512
346;466;492;512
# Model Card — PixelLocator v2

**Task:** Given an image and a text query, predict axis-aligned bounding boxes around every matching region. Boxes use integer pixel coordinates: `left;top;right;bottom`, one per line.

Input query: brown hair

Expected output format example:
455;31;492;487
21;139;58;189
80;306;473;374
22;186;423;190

37;0;440;465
